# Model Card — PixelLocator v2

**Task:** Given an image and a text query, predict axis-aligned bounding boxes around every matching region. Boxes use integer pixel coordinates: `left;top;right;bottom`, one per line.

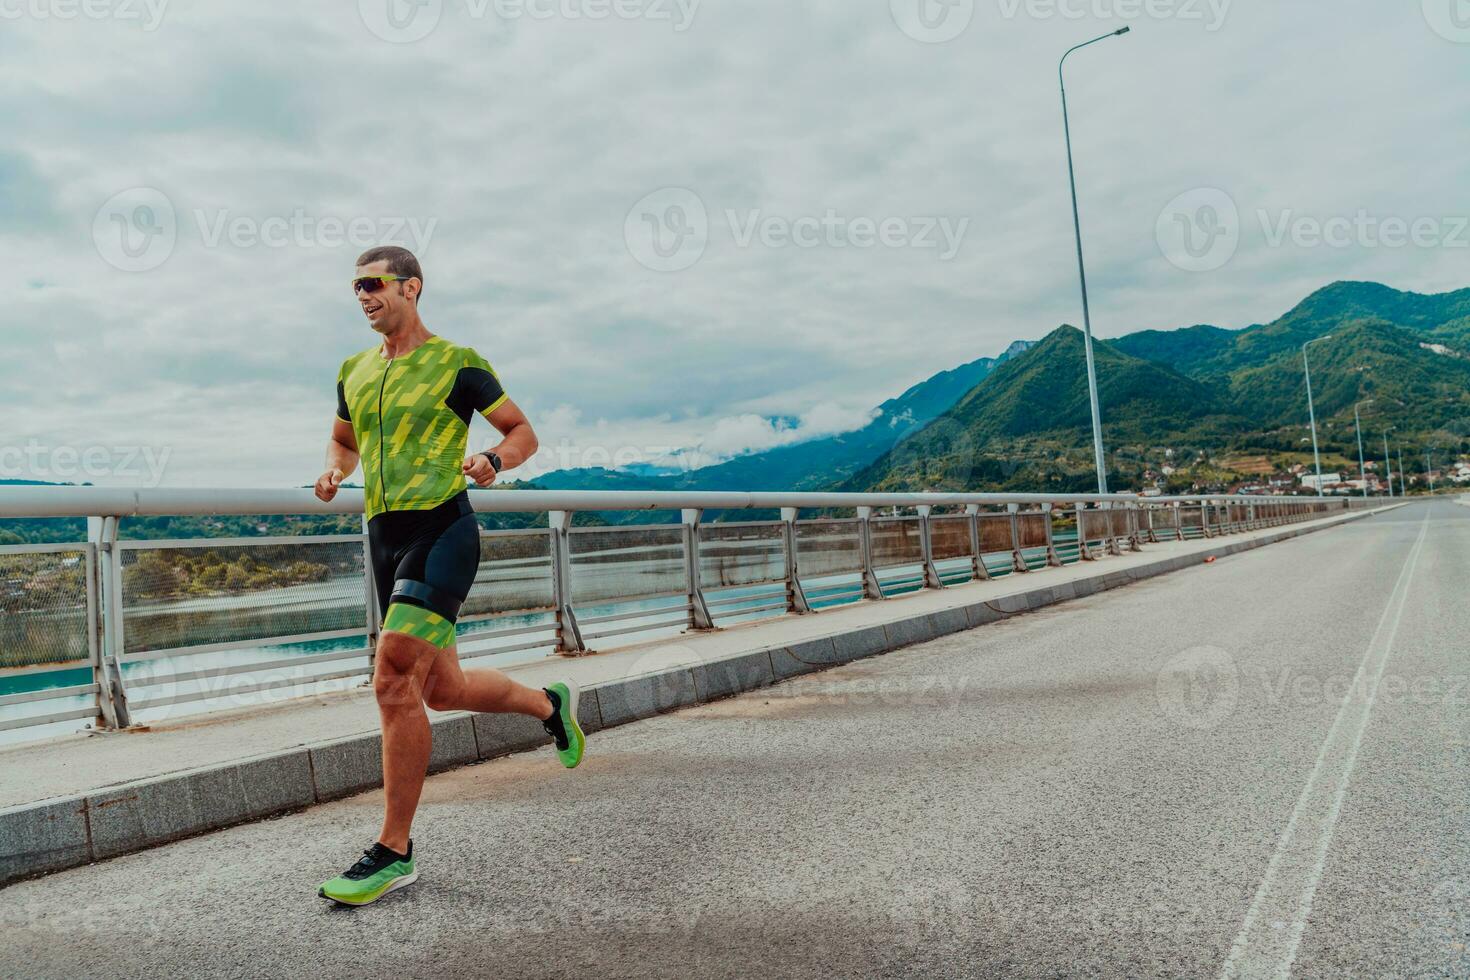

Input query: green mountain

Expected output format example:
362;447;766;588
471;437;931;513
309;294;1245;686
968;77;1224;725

848;281;1470;496
846;326;1244;493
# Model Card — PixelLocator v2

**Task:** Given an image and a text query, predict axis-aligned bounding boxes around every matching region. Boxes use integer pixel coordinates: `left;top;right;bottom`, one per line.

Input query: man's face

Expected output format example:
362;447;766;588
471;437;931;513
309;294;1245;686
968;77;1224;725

353;260;419;334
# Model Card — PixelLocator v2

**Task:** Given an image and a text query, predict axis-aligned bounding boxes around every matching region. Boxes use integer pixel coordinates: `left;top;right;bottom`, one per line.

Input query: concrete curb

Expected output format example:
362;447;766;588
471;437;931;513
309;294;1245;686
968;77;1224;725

0;506;1389;888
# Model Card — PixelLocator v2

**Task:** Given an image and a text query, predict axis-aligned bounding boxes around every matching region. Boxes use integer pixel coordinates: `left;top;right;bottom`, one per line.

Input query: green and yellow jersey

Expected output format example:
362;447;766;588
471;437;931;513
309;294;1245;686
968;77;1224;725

335;335;508;520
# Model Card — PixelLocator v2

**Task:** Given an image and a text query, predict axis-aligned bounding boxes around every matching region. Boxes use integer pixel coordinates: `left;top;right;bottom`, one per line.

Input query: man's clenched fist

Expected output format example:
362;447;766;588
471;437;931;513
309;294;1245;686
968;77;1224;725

462;454;498;488
315;468;345;502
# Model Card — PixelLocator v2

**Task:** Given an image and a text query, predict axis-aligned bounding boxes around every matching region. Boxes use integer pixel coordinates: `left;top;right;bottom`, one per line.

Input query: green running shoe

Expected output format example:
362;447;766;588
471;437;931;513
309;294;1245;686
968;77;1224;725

542;682;585;769
318;841;417;906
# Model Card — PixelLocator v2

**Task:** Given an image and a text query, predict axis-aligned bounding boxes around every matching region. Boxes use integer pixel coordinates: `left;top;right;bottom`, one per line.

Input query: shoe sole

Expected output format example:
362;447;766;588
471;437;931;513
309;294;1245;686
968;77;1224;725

318;870;418;907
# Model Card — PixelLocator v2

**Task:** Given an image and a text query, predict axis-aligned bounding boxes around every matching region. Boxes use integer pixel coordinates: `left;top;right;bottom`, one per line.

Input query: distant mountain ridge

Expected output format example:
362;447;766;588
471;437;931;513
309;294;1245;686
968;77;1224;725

522;338;1034;501
850;280;1470;494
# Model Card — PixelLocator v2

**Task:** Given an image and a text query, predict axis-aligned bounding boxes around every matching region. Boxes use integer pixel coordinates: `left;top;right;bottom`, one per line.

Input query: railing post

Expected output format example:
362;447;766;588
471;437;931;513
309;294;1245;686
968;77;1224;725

1126;502;1143;551
1200;499;1214;538
681;508;716;631
1103;503;1122;556
83;519;120;731
1247;500;1257;530
96;515;132;730
1042;503;1063;566
1173;501;1184;541
1143;504;1160;544
1007;503;1029;573
548;510;587;655
1076;502;1096;561
917;505;944;589
780;507;812;614
964;504;991;581
857;506;885;600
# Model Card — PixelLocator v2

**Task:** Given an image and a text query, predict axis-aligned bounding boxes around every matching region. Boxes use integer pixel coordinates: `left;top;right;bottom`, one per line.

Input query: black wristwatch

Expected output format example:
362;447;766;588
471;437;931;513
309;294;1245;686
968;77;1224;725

480;451;503;474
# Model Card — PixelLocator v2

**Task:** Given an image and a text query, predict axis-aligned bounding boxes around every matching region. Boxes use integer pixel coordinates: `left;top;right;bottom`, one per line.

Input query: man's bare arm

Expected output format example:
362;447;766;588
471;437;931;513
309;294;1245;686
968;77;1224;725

316;418;360;502
462;397;539;487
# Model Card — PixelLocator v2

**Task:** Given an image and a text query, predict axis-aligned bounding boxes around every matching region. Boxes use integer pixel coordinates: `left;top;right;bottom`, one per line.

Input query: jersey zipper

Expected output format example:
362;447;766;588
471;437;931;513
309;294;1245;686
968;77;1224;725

376;356;396;514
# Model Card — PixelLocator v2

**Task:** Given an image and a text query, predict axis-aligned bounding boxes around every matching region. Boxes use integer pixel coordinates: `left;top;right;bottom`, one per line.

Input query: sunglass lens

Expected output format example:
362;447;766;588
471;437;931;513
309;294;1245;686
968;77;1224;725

353;277;388;294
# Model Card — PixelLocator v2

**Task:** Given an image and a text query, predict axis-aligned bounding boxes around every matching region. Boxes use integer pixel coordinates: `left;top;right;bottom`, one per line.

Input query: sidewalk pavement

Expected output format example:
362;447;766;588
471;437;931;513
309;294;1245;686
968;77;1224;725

0;505;1398;887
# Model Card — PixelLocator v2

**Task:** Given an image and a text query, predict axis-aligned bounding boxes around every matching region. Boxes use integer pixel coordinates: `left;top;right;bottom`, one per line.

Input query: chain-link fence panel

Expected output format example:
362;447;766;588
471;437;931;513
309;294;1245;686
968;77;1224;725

0;548;90;669
870;517;924;569
120;540;366;655
699;522;785;589
463;530;554;618
794;520;862;577
930;516;973;561
569;526;686;605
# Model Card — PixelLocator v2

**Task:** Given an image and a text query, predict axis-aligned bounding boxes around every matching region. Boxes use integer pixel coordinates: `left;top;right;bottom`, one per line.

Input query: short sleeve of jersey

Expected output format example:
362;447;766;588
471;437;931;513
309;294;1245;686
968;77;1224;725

445;346;508;423
335;361;352;423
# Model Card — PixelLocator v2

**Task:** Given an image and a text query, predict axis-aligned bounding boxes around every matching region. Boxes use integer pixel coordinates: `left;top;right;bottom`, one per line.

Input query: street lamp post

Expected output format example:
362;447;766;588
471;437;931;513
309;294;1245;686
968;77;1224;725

1060;26;1131;495
1383;426;1396;499
1397;445;1406;497
1302;335;1333;498
1354;398;1373;498
1426;448;1436;494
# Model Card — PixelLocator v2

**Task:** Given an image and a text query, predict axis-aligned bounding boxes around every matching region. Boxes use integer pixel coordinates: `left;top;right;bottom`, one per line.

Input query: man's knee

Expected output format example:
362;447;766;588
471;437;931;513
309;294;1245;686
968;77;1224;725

373;631;433;710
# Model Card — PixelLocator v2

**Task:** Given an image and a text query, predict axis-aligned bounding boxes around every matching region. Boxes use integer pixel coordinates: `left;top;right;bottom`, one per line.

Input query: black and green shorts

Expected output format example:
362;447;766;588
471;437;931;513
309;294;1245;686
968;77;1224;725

367;491;480;649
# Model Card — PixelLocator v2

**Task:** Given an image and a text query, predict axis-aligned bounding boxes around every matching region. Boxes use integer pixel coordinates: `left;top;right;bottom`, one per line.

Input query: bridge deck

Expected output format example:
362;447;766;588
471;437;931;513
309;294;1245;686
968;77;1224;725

4;501;1465;978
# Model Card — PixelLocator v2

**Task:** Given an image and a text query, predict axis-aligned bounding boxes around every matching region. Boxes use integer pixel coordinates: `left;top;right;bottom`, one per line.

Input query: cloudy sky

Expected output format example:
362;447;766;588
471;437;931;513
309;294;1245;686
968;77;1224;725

5;0;1468;489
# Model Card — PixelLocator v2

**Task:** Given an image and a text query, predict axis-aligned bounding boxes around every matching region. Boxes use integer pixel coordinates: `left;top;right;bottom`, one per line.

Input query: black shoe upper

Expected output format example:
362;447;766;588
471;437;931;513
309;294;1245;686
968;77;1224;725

342;841;412;880
541;687;569;751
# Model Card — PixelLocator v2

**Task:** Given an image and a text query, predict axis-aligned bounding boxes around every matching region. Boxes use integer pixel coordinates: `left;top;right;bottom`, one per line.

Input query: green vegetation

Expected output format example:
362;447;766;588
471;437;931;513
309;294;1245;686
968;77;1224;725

851;281;1470;495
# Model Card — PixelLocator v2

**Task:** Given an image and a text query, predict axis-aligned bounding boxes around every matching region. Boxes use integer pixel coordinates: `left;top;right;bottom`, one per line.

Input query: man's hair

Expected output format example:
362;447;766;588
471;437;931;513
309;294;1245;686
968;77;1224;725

356;246;424;302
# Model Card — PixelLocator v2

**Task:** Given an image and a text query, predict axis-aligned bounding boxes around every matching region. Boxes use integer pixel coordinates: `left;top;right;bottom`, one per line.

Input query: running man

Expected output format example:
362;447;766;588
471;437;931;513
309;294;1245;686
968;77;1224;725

313;245;585;906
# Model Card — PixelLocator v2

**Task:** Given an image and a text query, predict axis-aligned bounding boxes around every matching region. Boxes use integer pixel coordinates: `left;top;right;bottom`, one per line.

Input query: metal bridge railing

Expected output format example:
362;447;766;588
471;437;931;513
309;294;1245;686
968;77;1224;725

0;487;1378;740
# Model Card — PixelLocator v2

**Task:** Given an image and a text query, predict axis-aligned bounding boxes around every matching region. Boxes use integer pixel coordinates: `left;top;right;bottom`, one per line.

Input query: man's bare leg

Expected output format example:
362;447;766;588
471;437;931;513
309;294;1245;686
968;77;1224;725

373;630;440;853
421;645;553;719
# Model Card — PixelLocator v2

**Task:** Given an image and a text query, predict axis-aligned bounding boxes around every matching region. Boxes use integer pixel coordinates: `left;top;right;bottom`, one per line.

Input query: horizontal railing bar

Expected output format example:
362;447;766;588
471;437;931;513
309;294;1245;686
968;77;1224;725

456;618;557;641
120;627;370;664
118;533;364;550
576;603;692;627
810;588;863;601
0;683;99;708
128;664;372;711
581;618;692;642
0;659;89;678
699;520;786;531
0;704;99;733
0;485;1347;518
0;542;90;555
569;589;688;608
705;589;787;609
711;600;788;618
458;637;557;660
126;647;373;688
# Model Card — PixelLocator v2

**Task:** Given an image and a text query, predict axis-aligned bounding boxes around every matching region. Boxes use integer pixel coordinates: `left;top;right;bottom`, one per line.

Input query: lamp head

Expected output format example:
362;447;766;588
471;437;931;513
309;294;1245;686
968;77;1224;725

1115;26;1131;35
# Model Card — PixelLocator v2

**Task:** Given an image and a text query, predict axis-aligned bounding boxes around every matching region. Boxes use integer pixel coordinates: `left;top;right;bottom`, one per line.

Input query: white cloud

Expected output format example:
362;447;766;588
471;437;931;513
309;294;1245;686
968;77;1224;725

2;1;1466;488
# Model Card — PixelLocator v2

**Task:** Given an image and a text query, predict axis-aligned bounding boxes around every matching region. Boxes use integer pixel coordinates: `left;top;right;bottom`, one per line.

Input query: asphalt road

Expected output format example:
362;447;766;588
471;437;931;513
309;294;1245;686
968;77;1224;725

3;500;1466;979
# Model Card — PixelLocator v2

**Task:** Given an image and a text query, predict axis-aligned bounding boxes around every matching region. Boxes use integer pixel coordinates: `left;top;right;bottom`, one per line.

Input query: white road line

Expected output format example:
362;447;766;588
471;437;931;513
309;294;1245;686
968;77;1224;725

1219;511;1432;980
